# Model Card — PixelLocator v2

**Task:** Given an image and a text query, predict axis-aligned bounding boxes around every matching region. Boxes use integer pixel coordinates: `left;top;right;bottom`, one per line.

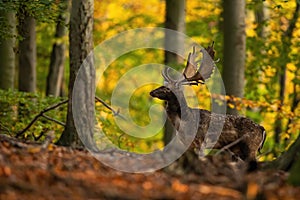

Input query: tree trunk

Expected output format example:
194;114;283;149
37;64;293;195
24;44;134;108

268;134;300;171
0;12;16;90
254;0;265;38
17;6;36;93
164;0;185;64
0;11;17;127
274;1;300;144
222;0;246;115
46;0;69;97
57;0;94;147
164;0;185;145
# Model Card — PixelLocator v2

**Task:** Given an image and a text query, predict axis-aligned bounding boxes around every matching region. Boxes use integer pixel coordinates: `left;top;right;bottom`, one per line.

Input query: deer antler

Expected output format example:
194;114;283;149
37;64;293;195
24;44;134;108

205;41;216;59
162;42;216;87
162;67;174;84
183;42;216;85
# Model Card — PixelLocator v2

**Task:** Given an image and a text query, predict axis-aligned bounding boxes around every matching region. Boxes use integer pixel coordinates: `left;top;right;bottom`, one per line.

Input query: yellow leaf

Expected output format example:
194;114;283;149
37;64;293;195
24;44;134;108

228;103;235;109
246;28;257;38
286;63;296;72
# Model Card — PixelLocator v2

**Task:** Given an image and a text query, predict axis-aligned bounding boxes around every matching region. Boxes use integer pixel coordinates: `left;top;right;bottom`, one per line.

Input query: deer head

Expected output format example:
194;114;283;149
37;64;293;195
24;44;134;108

150;43;216;101
149;67;188;116
150;43;216;117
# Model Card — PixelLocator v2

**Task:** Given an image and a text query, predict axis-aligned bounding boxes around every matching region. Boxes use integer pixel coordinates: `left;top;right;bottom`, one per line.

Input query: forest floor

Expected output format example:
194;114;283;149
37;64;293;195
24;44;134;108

0;134;299;200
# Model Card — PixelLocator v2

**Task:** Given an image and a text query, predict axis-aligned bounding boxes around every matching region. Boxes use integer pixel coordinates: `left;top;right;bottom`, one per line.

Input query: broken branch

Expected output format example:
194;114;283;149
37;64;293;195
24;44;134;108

16;99;68;138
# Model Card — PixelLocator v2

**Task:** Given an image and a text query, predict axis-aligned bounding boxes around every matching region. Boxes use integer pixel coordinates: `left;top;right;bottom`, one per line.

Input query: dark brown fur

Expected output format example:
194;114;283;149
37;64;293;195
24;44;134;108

150;86;266;161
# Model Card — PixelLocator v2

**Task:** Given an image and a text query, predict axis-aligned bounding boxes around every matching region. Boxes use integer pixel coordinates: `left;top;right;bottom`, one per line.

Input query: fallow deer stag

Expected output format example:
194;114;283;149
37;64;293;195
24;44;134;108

150;43;266;161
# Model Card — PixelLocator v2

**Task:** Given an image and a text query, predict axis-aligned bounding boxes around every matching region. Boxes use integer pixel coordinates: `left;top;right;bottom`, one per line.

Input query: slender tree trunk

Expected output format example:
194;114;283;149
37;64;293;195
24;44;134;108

46;0;69;97
0;11;17;127
164;0;185;145
274;1;299;144
0;12;16;90
17;6;36;93
57;0;94;147
222;0;246;115
164;0;185;64
254;0;265;38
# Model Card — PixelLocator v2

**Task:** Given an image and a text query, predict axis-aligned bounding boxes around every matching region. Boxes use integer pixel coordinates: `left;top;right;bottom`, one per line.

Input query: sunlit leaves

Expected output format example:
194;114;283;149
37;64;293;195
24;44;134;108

244;0;300;157
94;0;165;43
186;0;221;44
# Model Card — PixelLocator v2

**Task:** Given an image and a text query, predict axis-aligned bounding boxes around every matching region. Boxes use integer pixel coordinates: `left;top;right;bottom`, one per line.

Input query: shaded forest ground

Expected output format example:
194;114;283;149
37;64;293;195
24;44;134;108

0;134;299;200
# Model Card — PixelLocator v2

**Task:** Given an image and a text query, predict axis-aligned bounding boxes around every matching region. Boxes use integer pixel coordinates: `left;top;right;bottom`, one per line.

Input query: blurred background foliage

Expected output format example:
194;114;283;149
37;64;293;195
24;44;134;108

0;89;66;142
0;0;299;158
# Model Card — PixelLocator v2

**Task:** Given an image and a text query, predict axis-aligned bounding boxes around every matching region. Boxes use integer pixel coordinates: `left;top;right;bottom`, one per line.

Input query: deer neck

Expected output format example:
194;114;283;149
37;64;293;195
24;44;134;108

166;90;188;118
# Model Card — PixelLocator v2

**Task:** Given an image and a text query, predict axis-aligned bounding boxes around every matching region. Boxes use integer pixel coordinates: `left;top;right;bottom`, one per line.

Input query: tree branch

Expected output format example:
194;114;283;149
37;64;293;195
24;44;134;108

42;114;65;126
16;99;68;138
16;96;127;138
95;96;126;120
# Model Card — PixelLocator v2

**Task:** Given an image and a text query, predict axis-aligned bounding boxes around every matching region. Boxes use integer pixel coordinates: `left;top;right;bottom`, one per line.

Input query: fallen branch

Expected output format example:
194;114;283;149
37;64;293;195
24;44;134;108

42;114;66;126
215;135;246;156
16;99;68;138
32;130;45;141
16;96;125;138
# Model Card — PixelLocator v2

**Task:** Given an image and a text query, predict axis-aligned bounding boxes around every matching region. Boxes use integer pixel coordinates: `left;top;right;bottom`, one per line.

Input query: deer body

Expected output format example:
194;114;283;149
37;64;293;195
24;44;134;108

150;85;266;161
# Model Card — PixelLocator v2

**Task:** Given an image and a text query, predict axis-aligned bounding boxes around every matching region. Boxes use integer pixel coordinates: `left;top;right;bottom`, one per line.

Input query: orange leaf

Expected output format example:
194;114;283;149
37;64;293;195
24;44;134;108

172;180;188;193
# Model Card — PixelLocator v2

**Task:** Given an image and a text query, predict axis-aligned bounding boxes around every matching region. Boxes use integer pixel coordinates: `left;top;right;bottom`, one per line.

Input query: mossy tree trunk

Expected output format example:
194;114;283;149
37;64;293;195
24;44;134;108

0;11;16;90
17;3;36;93
0;11;17;126
57;0;94;147
46;0;70;97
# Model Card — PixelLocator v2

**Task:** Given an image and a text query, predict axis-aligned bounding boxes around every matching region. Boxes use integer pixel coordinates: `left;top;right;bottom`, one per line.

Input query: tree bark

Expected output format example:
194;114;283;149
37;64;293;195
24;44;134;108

57;0;94;147
274;1;300;144
17;6;36;93
46;0;69;97
222;0;246;115
0;11;17;127
0;11;16;90
164;0;185;64
164;0;186;145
